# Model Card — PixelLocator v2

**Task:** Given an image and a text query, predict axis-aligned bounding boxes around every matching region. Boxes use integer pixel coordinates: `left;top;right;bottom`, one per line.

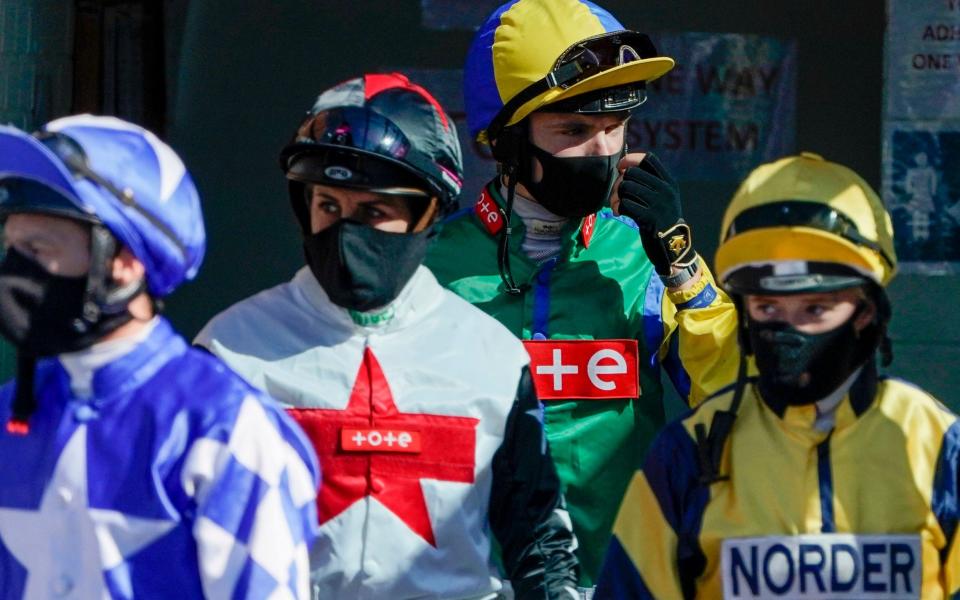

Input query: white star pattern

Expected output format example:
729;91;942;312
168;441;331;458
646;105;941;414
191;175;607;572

0;426;175;599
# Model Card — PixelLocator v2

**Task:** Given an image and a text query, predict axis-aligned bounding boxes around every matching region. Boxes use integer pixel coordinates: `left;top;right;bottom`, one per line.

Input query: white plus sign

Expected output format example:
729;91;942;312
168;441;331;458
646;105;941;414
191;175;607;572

536;348;579;391
384;432;397;446
352;431;366;446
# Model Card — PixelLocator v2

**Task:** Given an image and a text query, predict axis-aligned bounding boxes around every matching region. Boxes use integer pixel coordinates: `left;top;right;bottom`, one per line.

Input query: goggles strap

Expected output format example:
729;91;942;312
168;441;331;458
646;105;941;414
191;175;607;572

36;133;189;260
486;31;657;142
487;54;594;142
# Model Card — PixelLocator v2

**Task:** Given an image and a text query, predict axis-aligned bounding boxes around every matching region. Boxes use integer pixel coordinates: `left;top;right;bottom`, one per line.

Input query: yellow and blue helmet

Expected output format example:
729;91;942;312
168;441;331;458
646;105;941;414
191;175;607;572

716;152;897;295
464;0;675;144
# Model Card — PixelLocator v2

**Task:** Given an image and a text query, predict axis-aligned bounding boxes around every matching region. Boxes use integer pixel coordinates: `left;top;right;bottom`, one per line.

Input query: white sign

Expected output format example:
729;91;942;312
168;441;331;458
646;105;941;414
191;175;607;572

721;534;921;599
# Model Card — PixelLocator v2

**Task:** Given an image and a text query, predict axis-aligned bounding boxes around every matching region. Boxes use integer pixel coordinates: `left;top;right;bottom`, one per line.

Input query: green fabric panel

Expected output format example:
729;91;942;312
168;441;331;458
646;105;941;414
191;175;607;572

426;182;665;586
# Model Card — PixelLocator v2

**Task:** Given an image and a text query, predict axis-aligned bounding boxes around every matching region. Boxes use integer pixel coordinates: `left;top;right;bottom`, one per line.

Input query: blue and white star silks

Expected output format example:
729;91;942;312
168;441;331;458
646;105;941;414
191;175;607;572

0;426;174;599
0;318;320;599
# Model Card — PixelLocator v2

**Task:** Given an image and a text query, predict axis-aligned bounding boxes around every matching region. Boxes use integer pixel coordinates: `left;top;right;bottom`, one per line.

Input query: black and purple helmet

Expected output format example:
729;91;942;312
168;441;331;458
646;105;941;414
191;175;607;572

280;73;464;230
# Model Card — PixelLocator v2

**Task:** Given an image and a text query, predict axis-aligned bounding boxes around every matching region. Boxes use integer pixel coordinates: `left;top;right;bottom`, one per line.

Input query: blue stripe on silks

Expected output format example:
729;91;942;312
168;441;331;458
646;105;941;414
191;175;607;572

463;0;522;139
641;422;710;588
675;283;718;311
442;205;472;225
595;536;657;599
531;258;557;339
642;271;666;370
663;333;692;401
933;420;960;563
817;435;835;533
642;422;706;536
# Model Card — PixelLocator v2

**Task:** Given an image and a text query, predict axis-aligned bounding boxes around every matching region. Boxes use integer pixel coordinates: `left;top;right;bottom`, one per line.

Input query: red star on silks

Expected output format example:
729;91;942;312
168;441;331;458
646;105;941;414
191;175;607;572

288;348;479;547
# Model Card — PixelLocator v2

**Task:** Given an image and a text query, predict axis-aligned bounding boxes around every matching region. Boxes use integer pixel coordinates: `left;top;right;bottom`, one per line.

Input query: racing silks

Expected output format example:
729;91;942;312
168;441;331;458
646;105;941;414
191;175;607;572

597;367;960;599
425;180;739;585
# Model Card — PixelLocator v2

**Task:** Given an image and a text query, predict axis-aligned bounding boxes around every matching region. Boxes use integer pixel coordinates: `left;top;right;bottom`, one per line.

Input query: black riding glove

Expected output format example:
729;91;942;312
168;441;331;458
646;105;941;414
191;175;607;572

616;152;698;277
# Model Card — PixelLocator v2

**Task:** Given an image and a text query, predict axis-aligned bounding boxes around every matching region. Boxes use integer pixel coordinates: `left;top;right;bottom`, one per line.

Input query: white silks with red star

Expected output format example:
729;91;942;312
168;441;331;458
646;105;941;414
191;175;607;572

289;347;479;547
195;266;531;599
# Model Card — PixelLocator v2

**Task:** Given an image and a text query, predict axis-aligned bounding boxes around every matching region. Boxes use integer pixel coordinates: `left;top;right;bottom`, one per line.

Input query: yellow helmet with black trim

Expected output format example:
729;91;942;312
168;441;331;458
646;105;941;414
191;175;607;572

715;152;896;295
463;0;675;144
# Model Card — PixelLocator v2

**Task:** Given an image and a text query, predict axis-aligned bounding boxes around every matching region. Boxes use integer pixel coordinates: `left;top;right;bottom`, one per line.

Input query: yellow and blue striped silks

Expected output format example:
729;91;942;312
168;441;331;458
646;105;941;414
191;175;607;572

596;373;960;599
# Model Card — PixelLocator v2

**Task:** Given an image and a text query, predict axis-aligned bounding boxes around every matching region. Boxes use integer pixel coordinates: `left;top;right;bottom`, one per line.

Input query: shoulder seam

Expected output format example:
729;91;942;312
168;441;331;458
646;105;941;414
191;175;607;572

879;375;957;418
597;210;639;231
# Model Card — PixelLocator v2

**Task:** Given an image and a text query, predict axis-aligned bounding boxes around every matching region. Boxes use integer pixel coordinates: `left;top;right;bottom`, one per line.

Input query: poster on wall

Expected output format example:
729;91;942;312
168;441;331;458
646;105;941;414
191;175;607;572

883;0;960;273
630;33;796;182
414;4;797;202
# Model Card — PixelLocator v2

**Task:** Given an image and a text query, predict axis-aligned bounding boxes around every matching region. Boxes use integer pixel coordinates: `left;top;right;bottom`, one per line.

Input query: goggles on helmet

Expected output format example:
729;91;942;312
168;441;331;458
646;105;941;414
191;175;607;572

723;262;870;295
282;106;439;198
722;200;896;294
486;30;657;141
725;200;895;269
0;177;100;225
31;132;188;259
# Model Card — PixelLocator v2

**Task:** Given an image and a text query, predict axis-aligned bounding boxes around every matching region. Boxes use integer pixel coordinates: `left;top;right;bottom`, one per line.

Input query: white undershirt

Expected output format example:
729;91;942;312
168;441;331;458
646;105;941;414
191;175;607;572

511;193;568;264
813;366;864;433
59;317;160;399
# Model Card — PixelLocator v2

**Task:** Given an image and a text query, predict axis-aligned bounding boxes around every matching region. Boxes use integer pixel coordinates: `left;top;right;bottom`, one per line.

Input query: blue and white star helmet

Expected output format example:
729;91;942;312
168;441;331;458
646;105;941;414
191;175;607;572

0;115;205;297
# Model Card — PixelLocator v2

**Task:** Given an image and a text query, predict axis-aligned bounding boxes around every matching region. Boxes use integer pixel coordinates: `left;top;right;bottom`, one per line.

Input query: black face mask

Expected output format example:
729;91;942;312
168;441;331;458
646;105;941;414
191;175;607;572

749;310;879;405
0;248;133;356
304;220;429;312
518;142;623;219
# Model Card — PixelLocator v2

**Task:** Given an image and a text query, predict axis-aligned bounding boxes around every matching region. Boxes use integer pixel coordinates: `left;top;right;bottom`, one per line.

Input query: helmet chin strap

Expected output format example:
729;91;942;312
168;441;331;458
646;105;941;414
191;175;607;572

7;224;146;436
79;224;144;327
492;122;528;296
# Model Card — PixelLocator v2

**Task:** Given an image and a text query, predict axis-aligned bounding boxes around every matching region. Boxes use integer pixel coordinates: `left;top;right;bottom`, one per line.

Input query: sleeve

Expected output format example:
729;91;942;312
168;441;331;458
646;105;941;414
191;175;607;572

181;394;321;599
932;420;960;596
489;366;580;600
595;422;709;600
652;256;741;407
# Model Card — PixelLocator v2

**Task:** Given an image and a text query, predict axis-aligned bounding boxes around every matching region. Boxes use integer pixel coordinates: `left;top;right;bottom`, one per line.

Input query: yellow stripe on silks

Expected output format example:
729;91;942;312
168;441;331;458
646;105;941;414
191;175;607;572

660;260;741;408
840;379;958;598
612;470;685;598
693;392;829;598
685;379;960;597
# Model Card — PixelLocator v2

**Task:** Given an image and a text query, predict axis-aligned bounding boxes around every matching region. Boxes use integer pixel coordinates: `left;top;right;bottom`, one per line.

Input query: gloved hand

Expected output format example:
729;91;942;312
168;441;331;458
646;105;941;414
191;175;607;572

614;152;697;277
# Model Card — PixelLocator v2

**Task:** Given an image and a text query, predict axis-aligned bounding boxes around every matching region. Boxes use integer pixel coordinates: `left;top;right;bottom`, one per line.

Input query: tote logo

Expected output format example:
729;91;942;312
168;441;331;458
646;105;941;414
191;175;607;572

721;534;921;599
473;188;503;235
341;428;421;453
523;339;640;400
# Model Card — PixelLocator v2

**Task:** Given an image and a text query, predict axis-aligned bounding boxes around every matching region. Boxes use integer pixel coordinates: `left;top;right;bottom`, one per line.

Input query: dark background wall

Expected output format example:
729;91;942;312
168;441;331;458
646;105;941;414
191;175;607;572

6;0;958;407
171;0;889;328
